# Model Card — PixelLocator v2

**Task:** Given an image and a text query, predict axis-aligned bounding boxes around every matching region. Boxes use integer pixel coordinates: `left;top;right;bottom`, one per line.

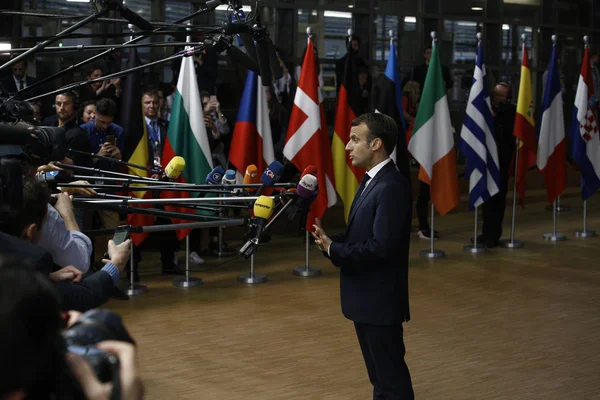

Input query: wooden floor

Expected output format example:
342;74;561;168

106;186;600;400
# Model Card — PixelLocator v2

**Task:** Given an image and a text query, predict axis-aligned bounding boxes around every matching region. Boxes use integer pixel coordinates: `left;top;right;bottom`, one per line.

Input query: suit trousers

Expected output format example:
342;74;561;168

481;173;509;242
354;322;414;400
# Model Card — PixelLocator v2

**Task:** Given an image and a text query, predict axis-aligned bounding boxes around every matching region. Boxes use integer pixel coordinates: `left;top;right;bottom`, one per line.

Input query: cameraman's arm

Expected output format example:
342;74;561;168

38;203;92;273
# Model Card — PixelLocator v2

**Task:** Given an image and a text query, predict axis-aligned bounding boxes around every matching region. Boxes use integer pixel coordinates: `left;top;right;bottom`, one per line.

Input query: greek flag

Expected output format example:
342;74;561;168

459;41;500;209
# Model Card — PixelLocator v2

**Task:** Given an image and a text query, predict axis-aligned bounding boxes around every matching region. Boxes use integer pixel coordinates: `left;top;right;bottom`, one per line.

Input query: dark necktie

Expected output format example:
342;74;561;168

358;173;371;197
18;80;24;91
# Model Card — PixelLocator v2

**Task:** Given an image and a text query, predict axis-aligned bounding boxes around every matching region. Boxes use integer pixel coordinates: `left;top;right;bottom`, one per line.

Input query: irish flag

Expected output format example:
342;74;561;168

408;40;459;216
160;50;214;239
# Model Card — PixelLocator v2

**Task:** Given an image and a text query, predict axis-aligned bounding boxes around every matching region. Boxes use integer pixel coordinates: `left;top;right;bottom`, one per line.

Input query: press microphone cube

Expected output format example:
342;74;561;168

297;174;317;199
205;166;225;185
261;161;284;186
222;169;237;185
253;195;275;220
164;156;185;181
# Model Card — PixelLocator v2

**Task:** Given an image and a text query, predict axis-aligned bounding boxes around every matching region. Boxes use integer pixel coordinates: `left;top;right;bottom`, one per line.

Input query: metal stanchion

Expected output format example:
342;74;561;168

464;206;487;253
237;254;267;284
420;204;445;258
547;195;570;212
293;230;322;277
574;200;596;238
125;240;148;296
500;138;524;248
543;200;566;241
216;193;236;257
173;235;203;288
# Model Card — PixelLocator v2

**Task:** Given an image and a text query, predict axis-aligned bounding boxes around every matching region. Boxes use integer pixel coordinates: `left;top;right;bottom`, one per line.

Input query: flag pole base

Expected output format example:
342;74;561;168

173;277;203;288
292;266;322;277
420;249;445;259
237;274;268;284
574;230;596;238
543;233;566;242
124;283;148;296
499;239;524;249
463;245;488;254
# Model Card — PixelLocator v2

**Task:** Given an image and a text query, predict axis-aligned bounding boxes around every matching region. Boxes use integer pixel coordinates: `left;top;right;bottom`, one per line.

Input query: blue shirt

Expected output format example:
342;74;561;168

80;121;125;171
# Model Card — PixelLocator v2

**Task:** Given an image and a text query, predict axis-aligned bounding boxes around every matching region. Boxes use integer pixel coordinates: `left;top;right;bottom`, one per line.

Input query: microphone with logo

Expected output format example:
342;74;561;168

162;156;185;182
239;195;275;258
243;164;259;192
205;166;225;185
287;173;318;226
256;160;285;196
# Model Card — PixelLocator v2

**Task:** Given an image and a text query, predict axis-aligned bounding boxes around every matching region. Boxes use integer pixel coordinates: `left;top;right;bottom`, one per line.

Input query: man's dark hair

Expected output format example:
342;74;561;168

56;90;79;108
200;91;211;99
95;98;117;118
142;88;159;99
0;176;50;238
0;259;64;398
351;113;398;156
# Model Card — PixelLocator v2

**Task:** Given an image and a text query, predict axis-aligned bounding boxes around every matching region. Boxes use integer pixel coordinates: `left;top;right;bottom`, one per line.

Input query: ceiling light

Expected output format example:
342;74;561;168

471;6;483;11
502;24;510;30
324;11;352;19
348;4;354;8
404;16;416;23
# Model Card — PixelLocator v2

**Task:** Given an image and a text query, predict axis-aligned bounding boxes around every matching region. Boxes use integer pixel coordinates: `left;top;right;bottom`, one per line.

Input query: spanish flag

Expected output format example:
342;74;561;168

514;44;536;206
332;38;365;222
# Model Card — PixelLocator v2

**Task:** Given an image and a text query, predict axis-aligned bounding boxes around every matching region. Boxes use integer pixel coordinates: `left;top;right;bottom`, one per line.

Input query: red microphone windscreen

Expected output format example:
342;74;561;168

301;165;317;178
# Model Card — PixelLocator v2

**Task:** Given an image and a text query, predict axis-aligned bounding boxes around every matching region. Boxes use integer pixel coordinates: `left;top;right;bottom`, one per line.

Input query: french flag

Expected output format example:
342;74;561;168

537;39;567;204
229;70;275;178
570;43;600;200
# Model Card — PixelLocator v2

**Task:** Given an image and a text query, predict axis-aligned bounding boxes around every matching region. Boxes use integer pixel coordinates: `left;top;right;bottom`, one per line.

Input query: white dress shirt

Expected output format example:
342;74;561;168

38;205;93;273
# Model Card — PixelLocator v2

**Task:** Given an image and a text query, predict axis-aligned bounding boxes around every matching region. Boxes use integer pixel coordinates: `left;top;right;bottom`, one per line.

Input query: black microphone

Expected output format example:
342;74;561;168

36;170;74;189
254;37;273;87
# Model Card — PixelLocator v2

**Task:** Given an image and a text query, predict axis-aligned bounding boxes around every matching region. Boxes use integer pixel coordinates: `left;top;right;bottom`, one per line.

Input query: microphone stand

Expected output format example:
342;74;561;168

56;163;159;182
7;3;225;101
64;182;235;195
7;42;202;54
81;193;249;211
68;149;156;174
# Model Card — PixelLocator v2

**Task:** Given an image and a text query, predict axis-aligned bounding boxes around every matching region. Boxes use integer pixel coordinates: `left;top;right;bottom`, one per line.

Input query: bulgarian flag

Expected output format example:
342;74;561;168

408;39;459;216
160;50;214;240
514;44;536;206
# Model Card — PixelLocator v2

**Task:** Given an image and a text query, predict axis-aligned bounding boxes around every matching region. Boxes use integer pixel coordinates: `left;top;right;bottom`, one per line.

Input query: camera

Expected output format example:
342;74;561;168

62;309;135;384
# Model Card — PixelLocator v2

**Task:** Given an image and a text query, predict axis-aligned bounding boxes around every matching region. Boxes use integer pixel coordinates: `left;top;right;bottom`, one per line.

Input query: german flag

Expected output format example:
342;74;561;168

332;38;365;222
514;44;536;206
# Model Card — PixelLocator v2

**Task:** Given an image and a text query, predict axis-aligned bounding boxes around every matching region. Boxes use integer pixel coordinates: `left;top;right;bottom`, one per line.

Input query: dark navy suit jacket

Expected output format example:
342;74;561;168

328;161;412;326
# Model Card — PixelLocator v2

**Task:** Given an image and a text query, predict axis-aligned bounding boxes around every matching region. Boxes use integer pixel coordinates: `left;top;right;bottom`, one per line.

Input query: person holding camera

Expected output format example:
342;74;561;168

80;98;124;172
0;262;143;400
477;82;516;248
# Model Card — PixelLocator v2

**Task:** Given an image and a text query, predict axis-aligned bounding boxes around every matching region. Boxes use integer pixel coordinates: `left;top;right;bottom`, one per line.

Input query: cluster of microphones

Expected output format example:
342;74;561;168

36;152;319;259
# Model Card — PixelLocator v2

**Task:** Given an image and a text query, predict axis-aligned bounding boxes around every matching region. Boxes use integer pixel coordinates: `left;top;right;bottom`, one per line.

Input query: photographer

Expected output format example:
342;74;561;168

0;261;143;400
0;175;131;311
477;82;516;248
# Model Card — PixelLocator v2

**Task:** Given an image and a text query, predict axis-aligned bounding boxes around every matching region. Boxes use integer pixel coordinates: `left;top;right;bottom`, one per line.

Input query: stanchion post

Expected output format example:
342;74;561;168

293;229;322;277
125;240;148;296
574;200;597;238
543;200;566;241
464;206;487;253
420;203;445;259
237;253;267;284
500;137;524;249
173;235;203;288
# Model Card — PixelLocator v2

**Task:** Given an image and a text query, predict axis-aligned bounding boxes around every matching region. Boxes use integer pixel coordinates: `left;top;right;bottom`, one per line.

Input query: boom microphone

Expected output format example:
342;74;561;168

163;156;185;181
239;195;275;258
243;164;259;192
256;160;285;196
205;166;225;185
36;170;74;188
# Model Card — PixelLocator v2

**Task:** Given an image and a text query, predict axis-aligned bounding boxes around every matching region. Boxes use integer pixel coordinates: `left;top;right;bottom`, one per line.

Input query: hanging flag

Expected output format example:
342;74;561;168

570;42;600;200
513;44;537;206
459;39;500;210
122;46;153;245
373;38;410;182
408;40;459;216
537;40;567;204
229;70;275;178
332;37;364;222
283;37;336;229
160;49;214;240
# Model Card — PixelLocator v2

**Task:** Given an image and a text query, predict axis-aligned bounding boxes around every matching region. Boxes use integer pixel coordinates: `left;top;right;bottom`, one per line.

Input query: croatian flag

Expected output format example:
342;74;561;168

570;43;600;200
537;40;567;204
459;40;500;209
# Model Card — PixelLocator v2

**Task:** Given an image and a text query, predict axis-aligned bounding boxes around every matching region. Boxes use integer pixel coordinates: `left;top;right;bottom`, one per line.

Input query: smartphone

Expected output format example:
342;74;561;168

209;95;217;102
112;225;130;245
106;135;116;146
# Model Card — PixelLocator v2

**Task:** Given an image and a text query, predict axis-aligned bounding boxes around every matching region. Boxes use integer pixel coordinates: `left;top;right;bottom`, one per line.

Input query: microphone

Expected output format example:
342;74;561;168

162;156;185;181
297;174;317;199
36;170;74;188
256;160;285;196
243;164;259;192
239;195;275;258
301;165;317;178
221;169;237;185
205;166;225;185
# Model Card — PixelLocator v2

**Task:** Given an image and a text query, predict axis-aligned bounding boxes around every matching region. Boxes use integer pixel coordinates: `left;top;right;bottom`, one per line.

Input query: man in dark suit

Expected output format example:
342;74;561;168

312;113;414;399
0;60;36;95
